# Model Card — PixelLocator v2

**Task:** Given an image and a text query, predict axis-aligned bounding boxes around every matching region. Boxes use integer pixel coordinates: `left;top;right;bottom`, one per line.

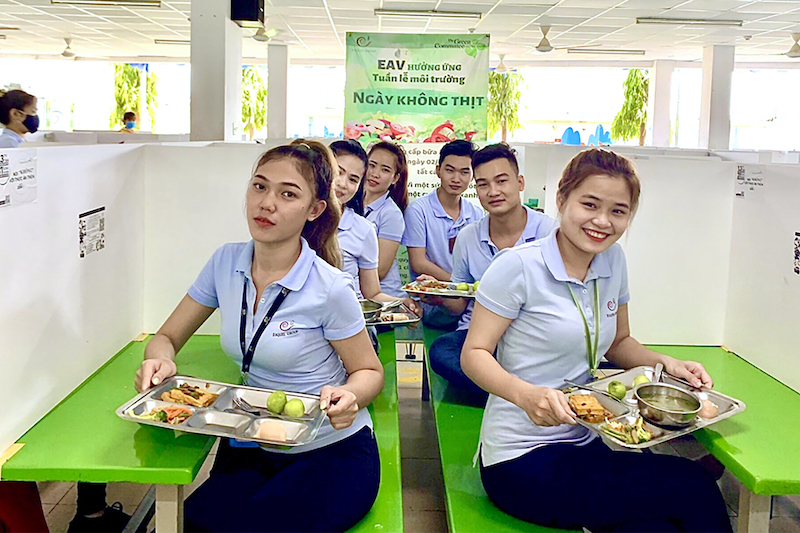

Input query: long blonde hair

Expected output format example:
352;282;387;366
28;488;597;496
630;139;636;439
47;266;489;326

253;140;342;269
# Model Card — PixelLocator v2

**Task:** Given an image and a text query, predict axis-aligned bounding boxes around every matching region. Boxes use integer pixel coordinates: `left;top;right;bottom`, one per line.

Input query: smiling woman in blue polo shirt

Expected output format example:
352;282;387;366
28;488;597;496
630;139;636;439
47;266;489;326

462;149;731;532
134;140;384;533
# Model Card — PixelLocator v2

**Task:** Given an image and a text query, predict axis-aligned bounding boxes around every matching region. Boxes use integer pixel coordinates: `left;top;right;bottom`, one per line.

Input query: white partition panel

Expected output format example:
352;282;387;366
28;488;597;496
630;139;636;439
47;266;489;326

143;144;266;334
724;164;800;393
0;144;145;454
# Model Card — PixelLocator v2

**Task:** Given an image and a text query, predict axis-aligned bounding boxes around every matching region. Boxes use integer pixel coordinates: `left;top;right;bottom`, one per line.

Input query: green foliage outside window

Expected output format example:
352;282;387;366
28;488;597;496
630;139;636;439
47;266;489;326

242;66;267;139
488;70;522;142
110;63;140;130
611;68;649;146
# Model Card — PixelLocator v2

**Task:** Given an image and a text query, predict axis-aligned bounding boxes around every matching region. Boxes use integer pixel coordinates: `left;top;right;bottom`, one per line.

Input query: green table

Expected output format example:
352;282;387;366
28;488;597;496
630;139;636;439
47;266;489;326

3;333;403;533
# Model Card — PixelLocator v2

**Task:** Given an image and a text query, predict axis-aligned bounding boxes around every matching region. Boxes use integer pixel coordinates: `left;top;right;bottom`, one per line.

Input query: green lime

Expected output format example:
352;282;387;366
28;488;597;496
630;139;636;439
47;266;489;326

456;282;469;291
633;375;650;387
283;398;305;418
473;281;480;292
607;380;627;400
266;391;287;414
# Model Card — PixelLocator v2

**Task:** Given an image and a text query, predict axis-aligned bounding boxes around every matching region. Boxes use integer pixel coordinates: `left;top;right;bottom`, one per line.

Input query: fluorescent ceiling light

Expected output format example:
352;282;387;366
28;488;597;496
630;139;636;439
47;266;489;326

374;9;482;20
52;0;161;6
567;48;646;55
154;39;190;45
636;17;742;26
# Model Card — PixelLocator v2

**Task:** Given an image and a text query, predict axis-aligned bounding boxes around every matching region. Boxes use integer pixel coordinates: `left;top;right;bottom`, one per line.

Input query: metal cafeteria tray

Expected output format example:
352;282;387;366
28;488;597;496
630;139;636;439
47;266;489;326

365;302;421;327
403;280;476;299
579;366;746;450
565;389;634;435
116;376;326;447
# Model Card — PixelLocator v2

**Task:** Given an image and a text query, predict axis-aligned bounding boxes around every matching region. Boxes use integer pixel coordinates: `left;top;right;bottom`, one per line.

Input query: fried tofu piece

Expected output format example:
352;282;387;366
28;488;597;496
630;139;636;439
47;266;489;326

568;394;609;423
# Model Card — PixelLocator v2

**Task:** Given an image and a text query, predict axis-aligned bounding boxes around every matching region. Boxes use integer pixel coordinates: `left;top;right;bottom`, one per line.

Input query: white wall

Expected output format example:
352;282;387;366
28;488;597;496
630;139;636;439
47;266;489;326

724;164;800;393
0;144;145;454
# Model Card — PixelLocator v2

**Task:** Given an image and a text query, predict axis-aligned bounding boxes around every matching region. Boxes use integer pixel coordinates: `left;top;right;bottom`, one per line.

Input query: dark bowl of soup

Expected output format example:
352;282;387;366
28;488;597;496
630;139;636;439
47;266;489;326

634;383;702;428
359;300;383;320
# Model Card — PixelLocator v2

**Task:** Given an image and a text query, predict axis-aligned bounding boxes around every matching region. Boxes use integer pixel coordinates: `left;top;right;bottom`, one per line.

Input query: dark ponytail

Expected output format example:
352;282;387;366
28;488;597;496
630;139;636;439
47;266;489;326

253;140;342;269
0;90;35;126
368;141;409;213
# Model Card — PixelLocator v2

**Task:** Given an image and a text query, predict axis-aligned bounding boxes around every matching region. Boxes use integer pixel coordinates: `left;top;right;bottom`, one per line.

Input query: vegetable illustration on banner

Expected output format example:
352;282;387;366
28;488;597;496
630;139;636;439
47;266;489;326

345;33;489;146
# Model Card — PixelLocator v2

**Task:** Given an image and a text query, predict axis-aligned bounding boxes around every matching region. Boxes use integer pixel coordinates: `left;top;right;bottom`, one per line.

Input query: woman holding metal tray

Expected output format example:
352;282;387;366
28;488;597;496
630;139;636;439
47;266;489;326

134;140;384;532
461;149;732;532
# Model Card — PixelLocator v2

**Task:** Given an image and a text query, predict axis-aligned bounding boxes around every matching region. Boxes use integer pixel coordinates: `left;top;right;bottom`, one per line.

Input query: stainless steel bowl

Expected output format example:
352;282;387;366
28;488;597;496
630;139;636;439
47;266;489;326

634;382;702;428
359;299;383;320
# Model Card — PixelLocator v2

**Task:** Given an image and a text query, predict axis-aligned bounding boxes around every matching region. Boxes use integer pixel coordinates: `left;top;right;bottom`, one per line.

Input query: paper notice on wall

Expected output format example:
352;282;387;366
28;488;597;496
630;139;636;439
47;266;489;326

405;143;482;208
0;149;37;209
794;231;799;276
79;207;106;258
734;165;765;200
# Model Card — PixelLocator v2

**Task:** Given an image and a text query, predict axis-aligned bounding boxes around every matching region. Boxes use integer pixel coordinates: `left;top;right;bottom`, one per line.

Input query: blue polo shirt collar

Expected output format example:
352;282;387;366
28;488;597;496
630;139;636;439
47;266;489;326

364;191;391;215
338;206;355;231
429;189;471;228
541;229;612;284
234;238;316;291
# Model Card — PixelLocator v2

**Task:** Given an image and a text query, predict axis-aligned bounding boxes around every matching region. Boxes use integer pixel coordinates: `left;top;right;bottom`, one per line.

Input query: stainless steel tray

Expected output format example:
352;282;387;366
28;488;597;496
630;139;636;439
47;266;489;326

116;376;327;447
403;280;476;299
574;366;746;450
365;302;421;327
565;389;634;434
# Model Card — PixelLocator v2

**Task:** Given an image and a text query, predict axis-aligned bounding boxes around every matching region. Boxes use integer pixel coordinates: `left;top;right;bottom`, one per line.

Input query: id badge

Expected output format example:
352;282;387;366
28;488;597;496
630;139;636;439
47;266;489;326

240;371;250;386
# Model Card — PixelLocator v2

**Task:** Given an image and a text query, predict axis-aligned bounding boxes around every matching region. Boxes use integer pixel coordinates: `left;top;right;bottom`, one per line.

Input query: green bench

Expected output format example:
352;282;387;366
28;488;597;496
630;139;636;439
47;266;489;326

423;327;800;533
2;333;403;533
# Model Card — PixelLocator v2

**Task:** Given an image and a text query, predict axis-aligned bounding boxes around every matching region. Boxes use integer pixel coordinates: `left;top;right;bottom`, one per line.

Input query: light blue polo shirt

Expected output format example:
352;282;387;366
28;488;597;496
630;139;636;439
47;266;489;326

475;231;630;467
0;129;23;148
451;206;555;330
402;189;484;278
188;238;371;453
364;192;406;298
338;207;379;299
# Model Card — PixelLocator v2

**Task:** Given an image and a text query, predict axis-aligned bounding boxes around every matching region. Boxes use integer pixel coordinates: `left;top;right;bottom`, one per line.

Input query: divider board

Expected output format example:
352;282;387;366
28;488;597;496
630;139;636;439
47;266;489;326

0;144;146;455
724;164;800;394
544;153;736;345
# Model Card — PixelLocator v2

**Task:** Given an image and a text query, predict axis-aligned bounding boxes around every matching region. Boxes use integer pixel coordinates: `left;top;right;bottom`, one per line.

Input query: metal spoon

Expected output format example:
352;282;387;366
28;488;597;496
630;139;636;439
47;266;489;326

563;379;623;403
653;363;664;384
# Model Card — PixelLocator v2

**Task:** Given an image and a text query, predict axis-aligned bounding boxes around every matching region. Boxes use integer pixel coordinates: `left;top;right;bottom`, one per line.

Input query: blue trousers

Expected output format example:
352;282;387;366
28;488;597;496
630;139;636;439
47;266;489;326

420;302;460;331
185;427;380;533
428;329;488;403
481;438;732;532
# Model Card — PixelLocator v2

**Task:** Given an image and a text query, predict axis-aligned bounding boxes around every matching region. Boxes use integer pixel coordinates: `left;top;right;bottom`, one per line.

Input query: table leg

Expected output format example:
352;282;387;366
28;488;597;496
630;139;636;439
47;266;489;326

737;488;770;533
155;484;184;533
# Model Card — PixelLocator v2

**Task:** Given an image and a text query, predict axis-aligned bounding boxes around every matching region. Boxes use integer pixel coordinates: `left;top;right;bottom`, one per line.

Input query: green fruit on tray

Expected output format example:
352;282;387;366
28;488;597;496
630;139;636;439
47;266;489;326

283;398;305;418
607;380;627;400
473;281;480;291
633;375;650;387
266;391;287;414
456;282;469;291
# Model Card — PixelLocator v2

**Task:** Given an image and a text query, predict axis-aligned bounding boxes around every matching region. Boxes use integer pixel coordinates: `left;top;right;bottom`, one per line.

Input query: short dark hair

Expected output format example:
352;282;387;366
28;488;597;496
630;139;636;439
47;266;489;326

123;111;136;122
0;90;35;125
439;140;476;166
472;143;519;175
330;139;368;216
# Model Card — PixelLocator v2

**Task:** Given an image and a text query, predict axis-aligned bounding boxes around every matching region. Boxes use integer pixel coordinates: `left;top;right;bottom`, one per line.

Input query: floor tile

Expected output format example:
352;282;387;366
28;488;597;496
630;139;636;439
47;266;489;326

771;516;800;533
37;481;74;505
42;503;56;515
46;504;77;533
775;495;800;518
404;509;448;533
401;458;445;512
717;469;741;514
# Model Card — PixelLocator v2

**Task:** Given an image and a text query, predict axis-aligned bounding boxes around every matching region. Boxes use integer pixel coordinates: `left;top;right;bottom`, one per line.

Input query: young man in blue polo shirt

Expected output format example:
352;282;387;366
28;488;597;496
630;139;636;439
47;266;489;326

402;140;484;328
428;143;555;400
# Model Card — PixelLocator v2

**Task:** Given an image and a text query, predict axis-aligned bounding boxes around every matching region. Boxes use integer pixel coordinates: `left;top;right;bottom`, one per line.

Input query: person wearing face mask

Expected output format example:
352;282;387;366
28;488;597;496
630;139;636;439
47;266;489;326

119;111;137;133
0;90;39;148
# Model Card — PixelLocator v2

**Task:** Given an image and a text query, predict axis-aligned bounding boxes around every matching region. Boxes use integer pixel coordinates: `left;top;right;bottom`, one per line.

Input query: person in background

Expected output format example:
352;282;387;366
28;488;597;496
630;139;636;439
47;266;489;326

462;148;731;532
426;144;554;400
0;482;49;533
68;484;129;532
0;90;39;148
135;140;383;532
402;140;484;330
119;112;137;133
363;141;409;299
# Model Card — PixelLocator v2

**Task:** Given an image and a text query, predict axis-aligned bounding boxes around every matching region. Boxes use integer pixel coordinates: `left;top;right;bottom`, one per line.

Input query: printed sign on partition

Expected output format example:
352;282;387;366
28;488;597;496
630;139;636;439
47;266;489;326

79;207;105;258
0;149;37;209
734;165;765;200
344;33;489;147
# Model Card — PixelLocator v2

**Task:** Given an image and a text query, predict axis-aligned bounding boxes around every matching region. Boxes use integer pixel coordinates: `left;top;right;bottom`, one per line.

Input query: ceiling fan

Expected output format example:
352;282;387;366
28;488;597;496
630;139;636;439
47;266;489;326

494;54;516;73
532;25;602;54
61;37;76;58
252;27;279;42
785;33;800;58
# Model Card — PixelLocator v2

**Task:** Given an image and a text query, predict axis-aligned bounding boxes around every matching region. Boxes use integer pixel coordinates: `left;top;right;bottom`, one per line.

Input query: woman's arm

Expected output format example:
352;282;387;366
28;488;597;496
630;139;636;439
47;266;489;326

135;295;215;392
606;304;712;388
324;330;385;429
462;303;576;427
376;238;400;279
359;267;421;316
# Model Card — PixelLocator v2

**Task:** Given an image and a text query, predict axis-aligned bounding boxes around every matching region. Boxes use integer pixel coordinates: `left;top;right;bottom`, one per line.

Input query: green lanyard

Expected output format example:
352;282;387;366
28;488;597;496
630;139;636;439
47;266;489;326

567;280;600;377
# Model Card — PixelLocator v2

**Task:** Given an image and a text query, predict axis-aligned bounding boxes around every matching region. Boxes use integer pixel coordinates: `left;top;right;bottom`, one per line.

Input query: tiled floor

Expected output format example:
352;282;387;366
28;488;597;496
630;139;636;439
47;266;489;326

36;343;800;532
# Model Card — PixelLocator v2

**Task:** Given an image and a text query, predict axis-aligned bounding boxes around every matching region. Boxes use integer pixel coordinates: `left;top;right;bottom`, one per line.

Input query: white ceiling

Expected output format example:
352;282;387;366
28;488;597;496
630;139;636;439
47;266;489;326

1;0;799;63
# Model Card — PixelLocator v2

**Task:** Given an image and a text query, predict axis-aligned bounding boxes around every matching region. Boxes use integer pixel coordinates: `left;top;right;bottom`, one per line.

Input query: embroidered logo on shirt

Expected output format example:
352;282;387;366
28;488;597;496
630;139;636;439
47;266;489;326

606;298;618;318
274;320;299;337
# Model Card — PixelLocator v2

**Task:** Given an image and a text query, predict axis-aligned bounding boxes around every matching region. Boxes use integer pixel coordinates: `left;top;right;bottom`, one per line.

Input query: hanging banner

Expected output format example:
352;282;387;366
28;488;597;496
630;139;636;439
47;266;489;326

0;149;37;209
344;33;489;146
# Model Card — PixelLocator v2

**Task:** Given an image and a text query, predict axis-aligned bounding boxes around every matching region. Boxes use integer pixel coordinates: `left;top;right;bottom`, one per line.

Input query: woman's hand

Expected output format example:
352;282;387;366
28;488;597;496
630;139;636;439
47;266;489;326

136;358;177;392
663;357;713;389
516;383;577;427
320;385;359;430
415;274;444;306
402;297;422;317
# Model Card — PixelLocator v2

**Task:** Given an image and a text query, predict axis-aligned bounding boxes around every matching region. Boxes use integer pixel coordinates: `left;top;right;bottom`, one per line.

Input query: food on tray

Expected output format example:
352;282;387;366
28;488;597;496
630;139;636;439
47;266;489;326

600;417;653;444
633;374;651;387
607;380;627;400
161;383;219;407
568;394;612;423
135;406;192;425
380;313;412;322
698;400;719;419
267;391;288;414
456;282;469;291
473;281;480;291
256;419;287;442
405;279;450;292
283;398;306;418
